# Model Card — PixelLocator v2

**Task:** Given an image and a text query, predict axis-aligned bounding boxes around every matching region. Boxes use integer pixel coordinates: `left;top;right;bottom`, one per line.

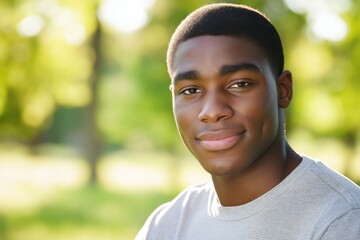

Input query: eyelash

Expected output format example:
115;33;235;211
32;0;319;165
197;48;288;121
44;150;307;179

229;81;250;88
180;87;201;95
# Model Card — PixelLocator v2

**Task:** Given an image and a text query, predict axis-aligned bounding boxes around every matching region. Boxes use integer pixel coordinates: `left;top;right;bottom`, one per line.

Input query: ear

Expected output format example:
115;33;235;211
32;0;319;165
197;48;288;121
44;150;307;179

277;70;293;109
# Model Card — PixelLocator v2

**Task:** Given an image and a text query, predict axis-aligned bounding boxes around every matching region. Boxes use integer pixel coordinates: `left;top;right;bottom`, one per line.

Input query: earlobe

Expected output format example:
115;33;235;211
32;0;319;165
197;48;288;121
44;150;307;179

277;70;293;108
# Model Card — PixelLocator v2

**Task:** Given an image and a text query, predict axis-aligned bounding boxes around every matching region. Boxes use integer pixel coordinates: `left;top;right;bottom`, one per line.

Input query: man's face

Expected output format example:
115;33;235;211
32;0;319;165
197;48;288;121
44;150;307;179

171;36;284;177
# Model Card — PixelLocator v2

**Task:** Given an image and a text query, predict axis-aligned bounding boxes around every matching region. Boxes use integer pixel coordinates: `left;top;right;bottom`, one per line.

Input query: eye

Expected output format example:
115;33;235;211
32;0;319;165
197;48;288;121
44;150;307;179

181;87;201;95
229;81;251;89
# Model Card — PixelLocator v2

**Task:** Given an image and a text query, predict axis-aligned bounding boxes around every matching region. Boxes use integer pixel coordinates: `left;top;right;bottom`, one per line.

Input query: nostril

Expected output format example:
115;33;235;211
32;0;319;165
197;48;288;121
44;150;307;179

217;115;229;122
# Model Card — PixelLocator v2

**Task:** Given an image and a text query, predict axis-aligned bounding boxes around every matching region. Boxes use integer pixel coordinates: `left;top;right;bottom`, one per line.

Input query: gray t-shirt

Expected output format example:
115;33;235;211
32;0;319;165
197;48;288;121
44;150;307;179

136;156;360;239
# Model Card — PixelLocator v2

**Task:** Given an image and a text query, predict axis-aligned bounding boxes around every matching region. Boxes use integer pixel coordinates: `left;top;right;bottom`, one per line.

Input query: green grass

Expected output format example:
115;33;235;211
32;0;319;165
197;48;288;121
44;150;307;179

0;185;177;240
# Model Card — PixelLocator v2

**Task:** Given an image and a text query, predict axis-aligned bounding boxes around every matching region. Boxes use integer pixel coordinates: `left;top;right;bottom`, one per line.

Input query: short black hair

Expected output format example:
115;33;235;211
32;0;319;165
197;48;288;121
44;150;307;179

167;3;284;77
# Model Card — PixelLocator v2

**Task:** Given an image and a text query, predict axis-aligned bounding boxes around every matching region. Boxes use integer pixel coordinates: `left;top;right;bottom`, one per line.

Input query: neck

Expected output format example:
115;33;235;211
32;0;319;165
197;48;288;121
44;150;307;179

211;140;301;206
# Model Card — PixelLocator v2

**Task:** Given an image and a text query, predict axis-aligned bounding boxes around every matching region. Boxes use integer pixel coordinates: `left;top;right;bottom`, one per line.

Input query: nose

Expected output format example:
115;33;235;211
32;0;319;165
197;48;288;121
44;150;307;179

198;90;234;122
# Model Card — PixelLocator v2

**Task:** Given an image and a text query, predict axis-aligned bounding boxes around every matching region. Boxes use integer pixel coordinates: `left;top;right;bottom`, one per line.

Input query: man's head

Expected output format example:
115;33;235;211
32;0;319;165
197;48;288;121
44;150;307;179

168;4;293;177
167;3;284;78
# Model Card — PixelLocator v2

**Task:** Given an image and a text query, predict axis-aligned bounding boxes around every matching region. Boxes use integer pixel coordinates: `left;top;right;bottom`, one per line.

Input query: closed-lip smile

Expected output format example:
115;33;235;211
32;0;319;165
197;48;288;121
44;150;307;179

196;129;245;151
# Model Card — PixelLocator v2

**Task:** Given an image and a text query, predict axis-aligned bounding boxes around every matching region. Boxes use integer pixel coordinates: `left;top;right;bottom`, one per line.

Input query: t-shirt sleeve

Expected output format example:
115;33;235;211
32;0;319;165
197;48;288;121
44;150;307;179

134;203;169;240
320;209;360;240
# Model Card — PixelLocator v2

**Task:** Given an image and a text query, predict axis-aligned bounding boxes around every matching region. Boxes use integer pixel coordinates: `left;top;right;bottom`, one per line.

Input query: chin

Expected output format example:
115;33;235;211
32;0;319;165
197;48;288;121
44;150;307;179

198;155;252;177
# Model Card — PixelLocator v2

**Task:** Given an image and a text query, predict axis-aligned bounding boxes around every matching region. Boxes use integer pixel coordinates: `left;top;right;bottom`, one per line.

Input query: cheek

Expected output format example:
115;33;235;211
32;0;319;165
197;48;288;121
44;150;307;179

173;97;198;127
239;91;279;133
173;105;194;142
174;109;199;156
258;93;280;137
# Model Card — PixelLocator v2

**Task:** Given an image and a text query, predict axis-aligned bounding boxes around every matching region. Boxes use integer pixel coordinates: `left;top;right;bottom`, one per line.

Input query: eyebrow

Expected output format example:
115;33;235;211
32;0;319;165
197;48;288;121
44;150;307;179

172;63;261;83
219;63;261;76
173;70;199;83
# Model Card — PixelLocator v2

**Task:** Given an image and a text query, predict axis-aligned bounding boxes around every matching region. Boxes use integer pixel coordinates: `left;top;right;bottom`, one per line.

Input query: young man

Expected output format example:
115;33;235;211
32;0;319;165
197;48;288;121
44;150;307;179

136;3;360;239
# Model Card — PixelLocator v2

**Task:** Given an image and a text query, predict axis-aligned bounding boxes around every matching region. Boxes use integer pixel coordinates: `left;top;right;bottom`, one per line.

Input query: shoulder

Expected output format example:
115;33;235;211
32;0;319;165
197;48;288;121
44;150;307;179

300;156;360;238
319;208;360;239
150;181;212;219
305;156;360;208
135;181;213;240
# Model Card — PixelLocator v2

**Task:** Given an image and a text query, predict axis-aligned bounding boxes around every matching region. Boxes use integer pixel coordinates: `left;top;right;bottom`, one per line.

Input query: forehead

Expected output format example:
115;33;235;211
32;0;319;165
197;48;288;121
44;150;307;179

172;36;269;79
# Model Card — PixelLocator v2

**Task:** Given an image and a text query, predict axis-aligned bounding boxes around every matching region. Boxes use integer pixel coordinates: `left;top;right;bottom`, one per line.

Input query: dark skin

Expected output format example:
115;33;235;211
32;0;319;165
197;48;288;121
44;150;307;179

170;36;301;206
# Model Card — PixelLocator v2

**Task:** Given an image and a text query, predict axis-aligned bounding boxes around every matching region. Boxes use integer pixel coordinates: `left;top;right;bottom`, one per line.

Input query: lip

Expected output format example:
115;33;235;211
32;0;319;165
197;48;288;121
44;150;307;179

196;129;245;151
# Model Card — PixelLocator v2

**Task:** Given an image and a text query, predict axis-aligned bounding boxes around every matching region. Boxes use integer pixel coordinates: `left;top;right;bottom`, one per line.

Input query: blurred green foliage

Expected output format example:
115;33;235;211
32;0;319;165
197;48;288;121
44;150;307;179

1;0;359;149
0;0;98;140
0;0;359;179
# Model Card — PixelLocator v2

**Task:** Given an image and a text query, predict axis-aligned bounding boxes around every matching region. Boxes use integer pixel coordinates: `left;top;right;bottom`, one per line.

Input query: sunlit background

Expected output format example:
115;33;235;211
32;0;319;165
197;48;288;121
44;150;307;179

0;0;359;239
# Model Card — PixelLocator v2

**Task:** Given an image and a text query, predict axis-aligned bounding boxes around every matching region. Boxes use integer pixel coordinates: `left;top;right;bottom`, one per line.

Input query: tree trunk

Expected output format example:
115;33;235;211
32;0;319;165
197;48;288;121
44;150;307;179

83;17;102;184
